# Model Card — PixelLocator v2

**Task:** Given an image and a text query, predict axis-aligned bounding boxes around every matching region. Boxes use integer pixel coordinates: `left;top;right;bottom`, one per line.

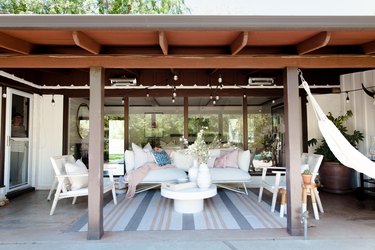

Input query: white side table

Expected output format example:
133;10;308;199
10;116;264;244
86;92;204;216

161;184;217;213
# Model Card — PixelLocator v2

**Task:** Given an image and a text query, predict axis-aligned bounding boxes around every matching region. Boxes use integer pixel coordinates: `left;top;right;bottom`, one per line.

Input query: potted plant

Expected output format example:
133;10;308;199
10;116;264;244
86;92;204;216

309;110;364;194
301;169;313;185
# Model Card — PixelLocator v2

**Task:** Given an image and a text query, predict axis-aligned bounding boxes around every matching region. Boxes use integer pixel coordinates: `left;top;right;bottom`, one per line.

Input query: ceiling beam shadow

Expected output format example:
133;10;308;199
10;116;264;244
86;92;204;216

72;31;101;55
297;31;331;55
230;31;248;55
362;40;375;55
159;31;168;55
0;32;33;54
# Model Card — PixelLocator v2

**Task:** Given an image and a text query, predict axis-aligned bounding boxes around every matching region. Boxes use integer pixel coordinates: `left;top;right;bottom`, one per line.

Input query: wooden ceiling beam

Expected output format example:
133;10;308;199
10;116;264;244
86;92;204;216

0;32;33;55
230;32;248;55
1;54;375;69
297;31;331;55
72;31;101;55
362;40;375;55
159;31;168;55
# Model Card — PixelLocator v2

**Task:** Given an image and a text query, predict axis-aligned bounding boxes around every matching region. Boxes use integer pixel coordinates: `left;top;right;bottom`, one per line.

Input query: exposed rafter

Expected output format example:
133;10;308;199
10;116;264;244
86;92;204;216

362;40;375;55
159;31;168;55
72;31;101;55
230;32;248;55
297;31;331;55
0;32;33;55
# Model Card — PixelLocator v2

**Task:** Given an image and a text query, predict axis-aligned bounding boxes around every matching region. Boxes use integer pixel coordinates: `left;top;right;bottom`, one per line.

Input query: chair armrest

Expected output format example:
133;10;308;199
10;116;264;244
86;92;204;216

260;166;286;179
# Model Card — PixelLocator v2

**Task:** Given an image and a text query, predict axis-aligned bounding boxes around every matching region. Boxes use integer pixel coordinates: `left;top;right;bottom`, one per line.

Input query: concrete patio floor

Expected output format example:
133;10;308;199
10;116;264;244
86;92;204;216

0;188;375;250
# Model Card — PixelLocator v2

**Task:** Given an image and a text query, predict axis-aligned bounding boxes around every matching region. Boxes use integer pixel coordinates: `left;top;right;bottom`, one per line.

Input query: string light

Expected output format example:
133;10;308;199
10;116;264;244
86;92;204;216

121;97;124;104
146;91;149;97
218;75;222;83
215;95;219;101
51;94;55;106
172;97;175;103
272;99;275;104
243;93;247;98
346;91;350;103
173;74;178;81
213;100;216;105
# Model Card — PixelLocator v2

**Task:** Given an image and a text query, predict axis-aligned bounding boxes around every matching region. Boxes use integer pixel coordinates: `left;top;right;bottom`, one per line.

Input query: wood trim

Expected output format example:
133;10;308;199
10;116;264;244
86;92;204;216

0;90;6;187
231;32;248;55
297;31;331;55
72;31;101;55
1;54;374;69
87;66;105;240
159;31;168;56
0;32;33;54
283;67;303;236
362;40;375;55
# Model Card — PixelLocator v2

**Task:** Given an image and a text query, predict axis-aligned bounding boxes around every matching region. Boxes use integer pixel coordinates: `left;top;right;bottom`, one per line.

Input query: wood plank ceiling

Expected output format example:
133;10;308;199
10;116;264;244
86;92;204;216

0;15;374;97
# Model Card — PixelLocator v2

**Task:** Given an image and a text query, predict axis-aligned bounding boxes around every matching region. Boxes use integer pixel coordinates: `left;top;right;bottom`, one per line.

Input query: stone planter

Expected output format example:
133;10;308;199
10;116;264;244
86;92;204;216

319;162;354;194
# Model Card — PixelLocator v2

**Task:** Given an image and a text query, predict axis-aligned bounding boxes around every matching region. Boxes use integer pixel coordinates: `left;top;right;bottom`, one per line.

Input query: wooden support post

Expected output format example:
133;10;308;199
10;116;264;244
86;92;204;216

124;96;129;151
87;66;105;240
283;67;303;236
242;95;248;150
184;97;188;138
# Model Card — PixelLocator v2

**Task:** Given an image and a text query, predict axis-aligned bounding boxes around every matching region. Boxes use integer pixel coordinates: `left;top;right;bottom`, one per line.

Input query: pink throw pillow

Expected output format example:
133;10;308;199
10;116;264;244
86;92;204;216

214;149;239;168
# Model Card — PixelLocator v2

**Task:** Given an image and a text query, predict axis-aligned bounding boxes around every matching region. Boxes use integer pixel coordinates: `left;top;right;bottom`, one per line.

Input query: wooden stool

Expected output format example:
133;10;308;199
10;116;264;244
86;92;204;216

278;188;287;218
302;183;320;220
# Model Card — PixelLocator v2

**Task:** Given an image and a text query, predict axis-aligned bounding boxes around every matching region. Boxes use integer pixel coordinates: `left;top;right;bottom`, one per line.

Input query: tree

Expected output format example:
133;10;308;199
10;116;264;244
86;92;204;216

0;0;190;14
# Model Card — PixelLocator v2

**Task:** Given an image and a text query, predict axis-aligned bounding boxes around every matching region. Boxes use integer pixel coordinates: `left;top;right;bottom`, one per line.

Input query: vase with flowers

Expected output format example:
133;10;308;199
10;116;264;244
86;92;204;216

181;127;213;188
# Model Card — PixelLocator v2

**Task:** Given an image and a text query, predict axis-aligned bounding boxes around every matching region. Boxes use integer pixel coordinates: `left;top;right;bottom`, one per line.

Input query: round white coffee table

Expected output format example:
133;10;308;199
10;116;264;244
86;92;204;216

161;184;217;213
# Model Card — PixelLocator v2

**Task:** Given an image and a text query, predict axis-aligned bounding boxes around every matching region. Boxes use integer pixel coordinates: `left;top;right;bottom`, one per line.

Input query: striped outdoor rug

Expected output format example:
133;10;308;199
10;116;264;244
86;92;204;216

67;189;286;232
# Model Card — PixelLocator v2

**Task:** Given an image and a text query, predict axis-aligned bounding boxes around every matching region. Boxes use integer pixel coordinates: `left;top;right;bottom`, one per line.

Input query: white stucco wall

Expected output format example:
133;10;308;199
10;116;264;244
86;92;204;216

307;93;341;153
341;69;375;156
33;94;63;190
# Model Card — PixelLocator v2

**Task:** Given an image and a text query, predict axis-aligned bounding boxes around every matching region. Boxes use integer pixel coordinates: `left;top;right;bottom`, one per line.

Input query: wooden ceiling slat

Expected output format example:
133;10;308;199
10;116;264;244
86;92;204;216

159;31;168;56
0;32;33;54
72;31;101;55
362;40;375;55
231;32;248;55
297;31;331;55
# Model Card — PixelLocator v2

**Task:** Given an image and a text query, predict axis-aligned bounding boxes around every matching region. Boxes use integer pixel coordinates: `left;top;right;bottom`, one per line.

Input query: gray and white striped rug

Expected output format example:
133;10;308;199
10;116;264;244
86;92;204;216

67;190;286;232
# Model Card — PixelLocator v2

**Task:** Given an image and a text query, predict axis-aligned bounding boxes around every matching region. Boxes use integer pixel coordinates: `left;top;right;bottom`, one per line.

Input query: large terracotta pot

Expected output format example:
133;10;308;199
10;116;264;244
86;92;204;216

319;162;354;194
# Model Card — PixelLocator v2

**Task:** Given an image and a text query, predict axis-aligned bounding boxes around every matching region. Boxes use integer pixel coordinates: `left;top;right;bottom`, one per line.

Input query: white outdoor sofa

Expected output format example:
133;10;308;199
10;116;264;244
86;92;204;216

124;148;251;194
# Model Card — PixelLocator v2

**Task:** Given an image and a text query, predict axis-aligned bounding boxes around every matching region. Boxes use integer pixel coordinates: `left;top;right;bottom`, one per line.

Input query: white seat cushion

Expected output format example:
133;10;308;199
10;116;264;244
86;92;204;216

210;168;251;182
142;168;187;182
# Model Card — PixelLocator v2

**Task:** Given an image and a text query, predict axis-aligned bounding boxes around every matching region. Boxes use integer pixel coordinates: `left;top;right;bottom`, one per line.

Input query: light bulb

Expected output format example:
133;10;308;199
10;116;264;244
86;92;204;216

173;74;178;81
51;94;55;106
2;93;6;98
272;100;275;104
210;94;213;100
243;94;247;98
121;98;124;104
218;76;222;83
146;92;149;97
215;95;219;100
172;97;175;103
213;100;216;105
173;91;177;97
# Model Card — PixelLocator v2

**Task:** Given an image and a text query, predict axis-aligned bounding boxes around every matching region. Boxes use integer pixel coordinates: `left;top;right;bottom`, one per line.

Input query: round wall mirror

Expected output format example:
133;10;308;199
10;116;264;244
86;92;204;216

76;103;89;139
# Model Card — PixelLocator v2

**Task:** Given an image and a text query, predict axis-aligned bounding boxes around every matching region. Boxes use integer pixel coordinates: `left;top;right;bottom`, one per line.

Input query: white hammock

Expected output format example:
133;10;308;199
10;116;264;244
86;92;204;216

301;78;375;179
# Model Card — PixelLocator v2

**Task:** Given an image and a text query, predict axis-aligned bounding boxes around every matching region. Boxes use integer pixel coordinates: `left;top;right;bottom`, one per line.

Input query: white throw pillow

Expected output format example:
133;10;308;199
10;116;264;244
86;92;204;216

125;150;135;172
65;161;88;191
238;150;251;172
171;150;194;171
132;143;155;169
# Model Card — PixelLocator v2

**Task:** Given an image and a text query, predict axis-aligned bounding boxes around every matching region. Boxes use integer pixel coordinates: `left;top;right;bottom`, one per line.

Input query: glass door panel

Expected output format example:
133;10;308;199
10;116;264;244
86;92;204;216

5;89;32;192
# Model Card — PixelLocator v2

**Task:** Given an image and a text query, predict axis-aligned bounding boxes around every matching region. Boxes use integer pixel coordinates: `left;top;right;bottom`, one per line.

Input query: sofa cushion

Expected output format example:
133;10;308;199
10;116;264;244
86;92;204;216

170;150;194;171
152;150;171;166
210;168;251;182
214;149;239;168
132;143;154;169
125;150;135;172
65;160;88;191
142;168;188;182
238;149;251;172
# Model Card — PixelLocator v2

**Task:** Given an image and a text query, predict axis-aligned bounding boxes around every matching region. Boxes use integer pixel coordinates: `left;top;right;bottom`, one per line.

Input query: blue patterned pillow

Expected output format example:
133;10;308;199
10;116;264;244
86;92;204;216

152;150;171;166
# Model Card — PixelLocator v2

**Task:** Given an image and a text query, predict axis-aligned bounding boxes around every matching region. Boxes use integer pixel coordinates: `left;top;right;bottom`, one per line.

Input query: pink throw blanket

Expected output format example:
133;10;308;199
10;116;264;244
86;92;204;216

124;162;174;199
